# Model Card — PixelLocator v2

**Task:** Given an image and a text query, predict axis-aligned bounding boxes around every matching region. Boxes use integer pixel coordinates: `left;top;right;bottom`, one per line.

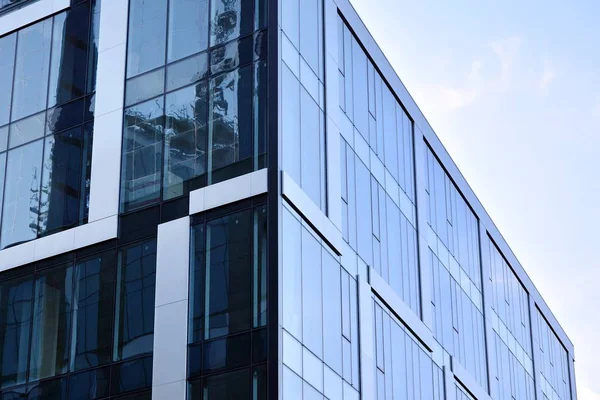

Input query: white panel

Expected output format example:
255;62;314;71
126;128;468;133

369;267;435;351
0;0;69;36
153;380;186;400
33;229;75;261
88;109;124;222
281;171;343;255
0;241;34;271
452;359;493;400
73;215;118;249
152;300;188;387
189;169;268;215
156;217;190;307
94;43;127;118
358;276;375;400
97;0;129;52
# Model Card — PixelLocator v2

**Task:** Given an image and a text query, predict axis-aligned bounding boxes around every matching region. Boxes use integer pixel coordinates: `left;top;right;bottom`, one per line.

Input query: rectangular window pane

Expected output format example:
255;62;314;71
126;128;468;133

120;97;164;213
322;250;342;374
282;208;302;340
282;64;301;184
300;87;323;209
1;140;43;250
29;264;74;381
125;68;165;107
163;82;208;200
190;224;205;343
115;239;157;360
38;127;83;236
72;251;116;370
48;4;90;108
205;210;252;339
208;65;253;184
167;0;209;62
253;206;267;327
0;33;16;126
11;19;52;121
209;0;253;46
301;227;322;358
126;0;167;78
0;276;33;388
166;52;208;93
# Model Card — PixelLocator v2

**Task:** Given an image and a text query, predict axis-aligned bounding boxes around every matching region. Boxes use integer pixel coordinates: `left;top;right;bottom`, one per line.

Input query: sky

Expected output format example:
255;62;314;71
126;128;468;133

348;0;600;398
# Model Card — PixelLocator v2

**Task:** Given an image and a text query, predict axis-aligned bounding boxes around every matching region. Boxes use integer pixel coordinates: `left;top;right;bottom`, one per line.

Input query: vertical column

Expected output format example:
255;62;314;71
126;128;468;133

324;0;342;230
479;224;496;397
358;275;375;400
569;355;577;400
152;217;190;400
88;0;128;222
413;126;433;330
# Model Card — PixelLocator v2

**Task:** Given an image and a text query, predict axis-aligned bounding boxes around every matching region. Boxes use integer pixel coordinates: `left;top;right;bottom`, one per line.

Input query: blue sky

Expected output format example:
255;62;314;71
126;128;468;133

349;0;600;398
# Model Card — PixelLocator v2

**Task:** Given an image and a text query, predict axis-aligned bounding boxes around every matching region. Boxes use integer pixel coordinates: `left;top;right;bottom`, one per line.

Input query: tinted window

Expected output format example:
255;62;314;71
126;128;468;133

126;0;167;78
0;34;16;126
168;0;209;62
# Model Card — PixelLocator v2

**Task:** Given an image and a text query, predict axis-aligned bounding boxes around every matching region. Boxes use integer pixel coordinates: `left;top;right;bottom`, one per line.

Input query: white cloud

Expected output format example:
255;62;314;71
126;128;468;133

491;36;521;90
538;61;556;93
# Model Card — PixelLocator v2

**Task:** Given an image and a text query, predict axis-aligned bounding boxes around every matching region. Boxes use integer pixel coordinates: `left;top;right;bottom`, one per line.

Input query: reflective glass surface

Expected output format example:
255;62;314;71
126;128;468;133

0;2;99;249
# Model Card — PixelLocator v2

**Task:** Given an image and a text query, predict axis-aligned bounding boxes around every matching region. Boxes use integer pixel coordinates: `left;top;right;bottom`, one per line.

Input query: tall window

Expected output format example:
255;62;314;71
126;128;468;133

121;0;268;213
188;202;267;397
0;0;100;249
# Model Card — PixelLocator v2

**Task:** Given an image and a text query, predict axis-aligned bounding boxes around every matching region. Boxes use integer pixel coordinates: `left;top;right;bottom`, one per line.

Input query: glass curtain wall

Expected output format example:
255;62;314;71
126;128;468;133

0;0;100;249
188;201;268;398
0;238;156;398
424;145;488;390
486;237;535;400
120;0;268;213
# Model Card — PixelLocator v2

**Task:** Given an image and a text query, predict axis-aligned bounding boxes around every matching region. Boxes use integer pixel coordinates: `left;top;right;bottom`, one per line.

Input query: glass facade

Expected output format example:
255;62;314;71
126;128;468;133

0;0;100;249
120;0;268;213
0;239;156;398
0;0;577;398
188;201;268;399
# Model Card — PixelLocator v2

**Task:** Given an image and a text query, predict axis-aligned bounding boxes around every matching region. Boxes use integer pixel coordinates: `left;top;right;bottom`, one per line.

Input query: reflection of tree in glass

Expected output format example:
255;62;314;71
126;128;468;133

210;70;239;172
212;0;239;45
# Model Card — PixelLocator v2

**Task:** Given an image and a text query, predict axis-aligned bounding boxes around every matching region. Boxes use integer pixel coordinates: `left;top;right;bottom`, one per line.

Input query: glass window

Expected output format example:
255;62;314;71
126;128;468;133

253;206;267;327
11;19;52;121
208;65;253;184
115;239;157;360
302;228;322;358
190;368;251;399
299;0;320;75
300;87;323;209
38;127;84;236
120;97;164;213
0;276;34;388
355;159;372;266
282;208;302;340
322;251;342;374
9;111;45;149
205;211;252;338
126;0;167;78
163;82;208;200
0;33;16;127
125;68;165;107
209;0;253;46
0;153;5;230
69;366;110;400
71;251;116;370
351;40;368;140
166;52;209;92
1;140;43;250
29;264;74;381
282;65;301;184
110;356;153;396
48;3;90;108
167;0;209;62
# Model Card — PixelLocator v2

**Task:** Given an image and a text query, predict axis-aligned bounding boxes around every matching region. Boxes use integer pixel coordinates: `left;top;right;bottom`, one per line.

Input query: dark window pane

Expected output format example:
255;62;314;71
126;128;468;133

167;0;209;62
0;153;5;232
210;35;254;76
204;368;251;399
0;276;33;388
87;0;101;94
68;366;110;400
29;264;74;381
110;356;153;396
189;224;206;343
38;127;83;237
166;53;208;92
46;99;85;135
127;0;167;78
1;140;43;250
208;64;253;184
203;332;251;374
253;60;267;170
27;377;67;400
125;68;165;107
209;0;253;46
163;82;208;200
187;342;202;378
11;19;52;121
252;328;267;364
0;34;16;126
48;4;90;108
205;210;251;338
253;205;267;327
72;252;116;370
120;97;164;213
115;239;156;359
81;122;93;224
